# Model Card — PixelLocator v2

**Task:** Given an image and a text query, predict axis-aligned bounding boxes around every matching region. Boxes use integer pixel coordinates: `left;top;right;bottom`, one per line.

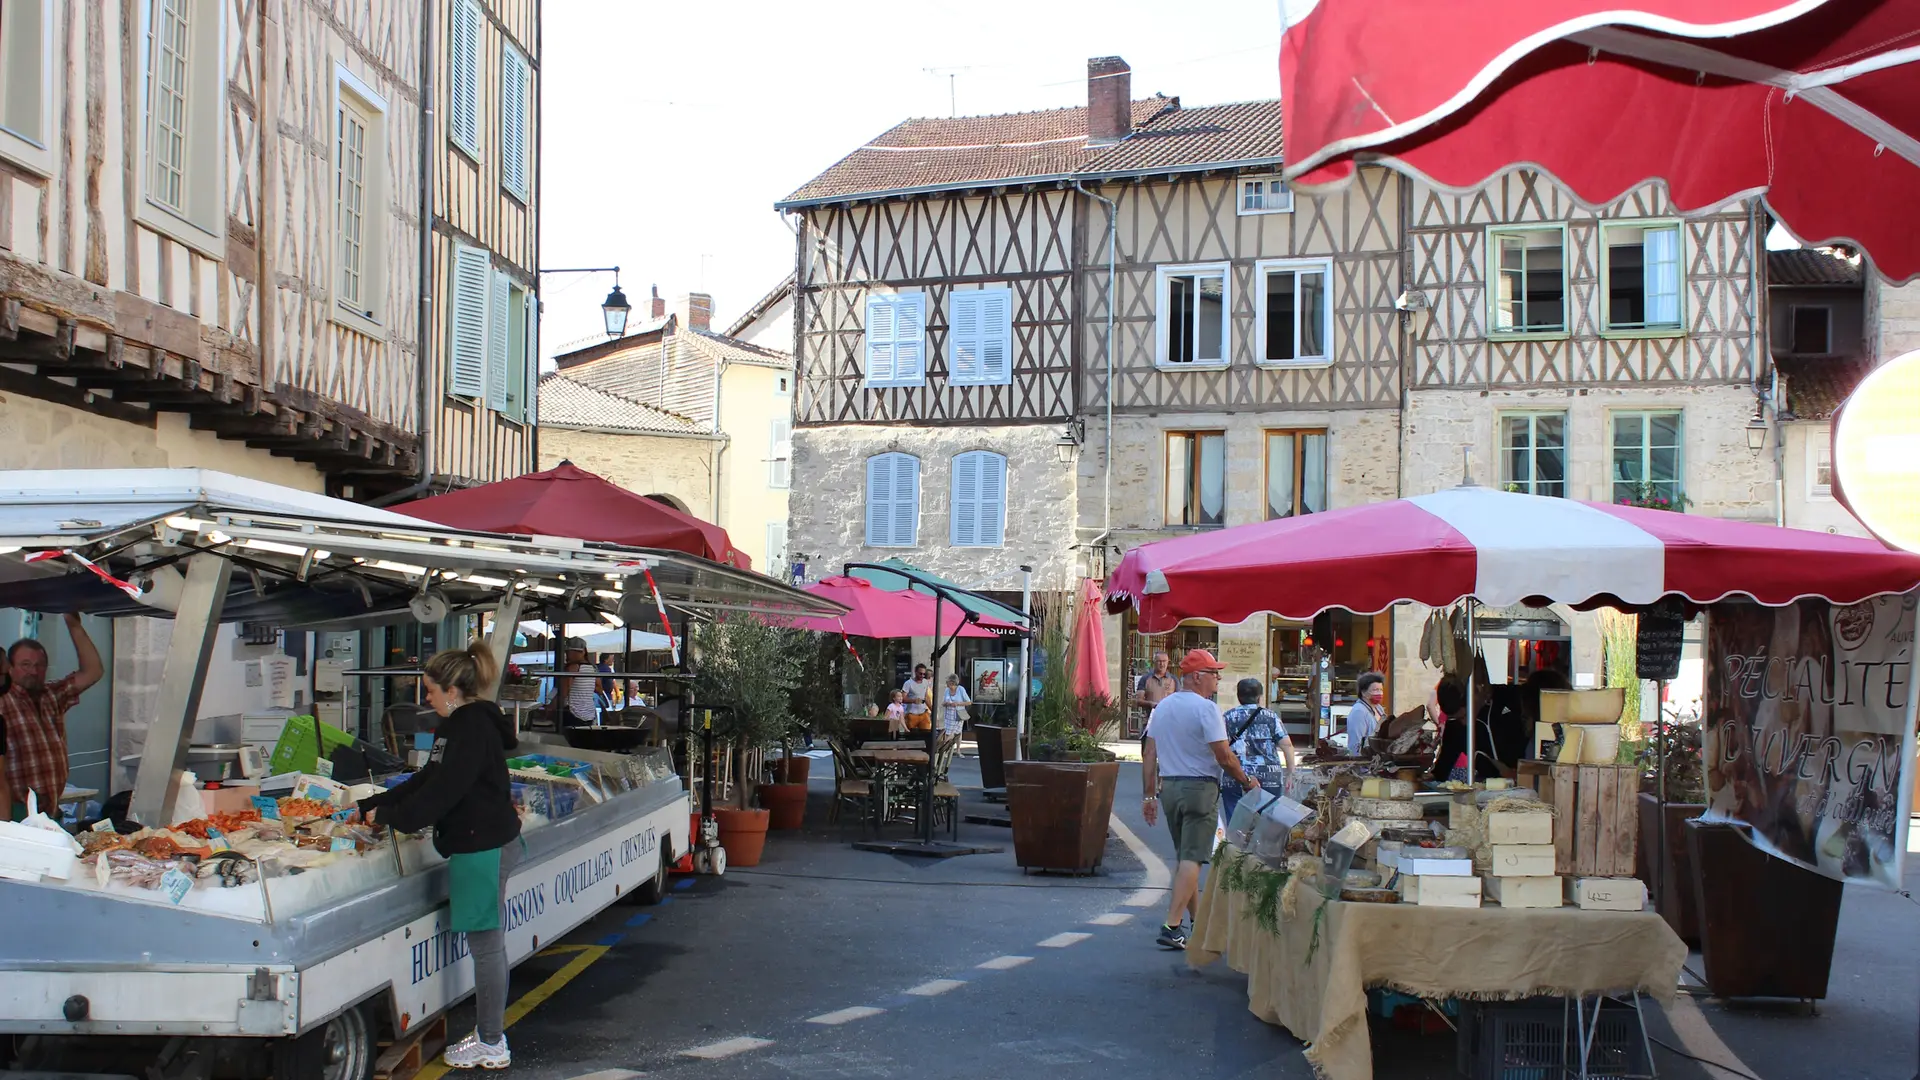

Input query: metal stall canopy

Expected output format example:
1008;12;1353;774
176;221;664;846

0;469;847;823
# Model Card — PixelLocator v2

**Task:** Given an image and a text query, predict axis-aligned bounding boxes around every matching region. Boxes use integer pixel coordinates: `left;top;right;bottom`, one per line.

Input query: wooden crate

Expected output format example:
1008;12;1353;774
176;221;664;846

1539;763;1638;877
375;1014;449;1080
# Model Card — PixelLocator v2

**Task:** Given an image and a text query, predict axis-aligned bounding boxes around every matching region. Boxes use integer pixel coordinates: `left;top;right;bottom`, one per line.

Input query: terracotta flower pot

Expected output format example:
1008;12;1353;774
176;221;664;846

758;782;807;830
771;756;811;784
713;807;770;867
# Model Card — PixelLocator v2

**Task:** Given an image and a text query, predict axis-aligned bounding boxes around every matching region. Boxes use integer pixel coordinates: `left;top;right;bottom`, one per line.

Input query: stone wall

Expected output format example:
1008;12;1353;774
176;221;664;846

0;393;324;490
1780;421;1869;537
1867;277;1920;363
540;428;719;520
787;424;1078;592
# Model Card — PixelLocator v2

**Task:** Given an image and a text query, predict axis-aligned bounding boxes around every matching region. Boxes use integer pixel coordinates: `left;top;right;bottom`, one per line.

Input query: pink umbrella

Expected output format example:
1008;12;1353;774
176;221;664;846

787;576;1008;639
1068;578;1111;704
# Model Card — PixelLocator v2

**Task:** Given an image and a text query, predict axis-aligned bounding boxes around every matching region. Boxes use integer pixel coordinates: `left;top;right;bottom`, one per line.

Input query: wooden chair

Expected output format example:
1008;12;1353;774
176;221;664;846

930;733;961;839
826;736;874;825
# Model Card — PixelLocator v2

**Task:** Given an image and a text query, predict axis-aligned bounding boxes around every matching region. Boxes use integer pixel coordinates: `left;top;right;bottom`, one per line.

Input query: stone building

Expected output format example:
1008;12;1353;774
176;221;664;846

1767;248;1870;538
777;54;1795;726
541;291;795;572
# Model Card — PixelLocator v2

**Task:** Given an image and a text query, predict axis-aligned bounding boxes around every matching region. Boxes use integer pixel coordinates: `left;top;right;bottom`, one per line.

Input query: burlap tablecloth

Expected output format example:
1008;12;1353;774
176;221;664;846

1188;847;1686;1080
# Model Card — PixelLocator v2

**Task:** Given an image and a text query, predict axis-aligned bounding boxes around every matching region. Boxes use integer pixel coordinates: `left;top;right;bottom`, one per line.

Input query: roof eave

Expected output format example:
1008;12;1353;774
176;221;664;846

537;421;725;441
775;172;1080;211
1073;154;1286;183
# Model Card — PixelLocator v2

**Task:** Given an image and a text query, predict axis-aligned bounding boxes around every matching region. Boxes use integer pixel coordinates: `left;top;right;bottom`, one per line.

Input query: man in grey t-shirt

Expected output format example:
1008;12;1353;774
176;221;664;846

1142;649;1259;950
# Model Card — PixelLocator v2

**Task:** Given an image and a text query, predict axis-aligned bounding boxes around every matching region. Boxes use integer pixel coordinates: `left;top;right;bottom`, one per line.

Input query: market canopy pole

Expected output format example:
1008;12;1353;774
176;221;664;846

483;593;525;701
130;553;232;827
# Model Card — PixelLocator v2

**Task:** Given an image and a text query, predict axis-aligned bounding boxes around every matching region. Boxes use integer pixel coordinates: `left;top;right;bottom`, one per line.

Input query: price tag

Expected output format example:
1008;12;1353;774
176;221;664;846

90;817;115;834
313;758;335;779
160;868;194;905
329;836;356;853
207;827;231;853
251;796;281;820
332;809;354;822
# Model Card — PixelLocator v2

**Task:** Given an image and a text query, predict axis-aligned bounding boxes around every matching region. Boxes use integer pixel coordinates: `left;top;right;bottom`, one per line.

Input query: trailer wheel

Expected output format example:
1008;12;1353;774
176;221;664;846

633;849;671;904
274;1003;375;1080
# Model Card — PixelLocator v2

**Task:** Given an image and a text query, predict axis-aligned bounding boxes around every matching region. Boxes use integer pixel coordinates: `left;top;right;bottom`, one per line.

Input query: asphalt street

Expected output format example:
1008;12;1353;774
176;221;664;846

445;755;1917;1080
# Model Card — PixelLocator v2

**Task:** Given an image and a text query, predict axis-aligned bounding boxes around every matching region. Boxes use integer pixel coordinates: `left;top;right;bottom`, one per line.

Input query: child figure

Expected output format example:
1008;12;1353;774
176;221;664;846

884;690;908;734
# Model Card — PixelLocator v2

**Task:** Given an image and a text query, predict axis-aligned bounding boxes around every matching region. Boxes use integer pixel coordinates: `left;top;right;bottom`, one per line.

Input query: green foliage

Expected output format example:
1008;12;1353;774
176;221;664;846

690;614;806;769
789;633;852;743
1211;842;1290;935
1600;610;1644;742
1614;483;1692;512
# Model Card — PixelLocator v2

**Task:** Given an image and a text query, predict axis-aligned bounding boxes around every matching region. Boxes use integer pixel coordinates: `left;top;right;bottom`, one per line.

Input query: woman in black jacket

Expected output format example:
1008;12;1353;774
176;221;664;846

357;642;520;1070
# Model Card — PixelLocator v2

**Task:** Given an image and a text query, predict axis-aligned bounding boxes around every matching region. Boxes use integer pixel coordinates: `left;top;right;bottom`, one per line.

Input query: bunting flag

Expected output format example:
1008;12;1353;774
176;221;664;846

837;617;865;671
641;567;678;664
24;549;144;600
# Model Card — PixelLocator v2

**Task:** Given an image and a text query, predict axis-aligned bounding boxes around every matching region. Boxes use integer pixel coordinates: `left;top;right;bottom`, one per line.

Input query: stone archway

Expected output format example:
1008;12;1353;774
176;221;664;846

644;493;690;513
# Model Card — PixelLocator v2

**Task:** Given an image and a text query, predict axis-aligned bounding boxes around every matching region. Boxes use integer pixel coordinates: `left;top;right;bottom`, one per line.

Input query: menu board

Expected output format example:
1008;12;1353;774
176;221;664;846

1635;613;1685;682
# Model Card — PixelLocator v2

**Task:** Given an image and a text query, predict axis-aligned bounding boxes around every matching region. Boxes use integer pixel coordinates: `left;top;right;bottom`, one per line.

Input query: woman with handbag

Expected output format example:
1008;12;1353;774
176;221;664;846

941;672;972;737
355;642;522;1070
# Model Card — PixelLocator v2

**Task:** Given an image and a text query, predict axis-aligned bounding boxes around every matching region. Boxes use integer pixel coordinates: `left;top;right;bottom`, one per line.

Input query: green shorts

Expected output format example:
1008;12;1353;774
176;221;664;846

1160;778;1219;865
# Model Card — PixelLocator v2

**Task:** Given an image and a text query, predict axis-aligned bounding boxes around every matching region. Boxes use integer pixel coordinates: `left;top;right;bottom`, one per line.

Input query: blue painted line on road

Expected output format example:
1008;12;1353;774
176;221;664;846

674;877;696;891
625;913;653;928
596;933;624;947
658;895;674;905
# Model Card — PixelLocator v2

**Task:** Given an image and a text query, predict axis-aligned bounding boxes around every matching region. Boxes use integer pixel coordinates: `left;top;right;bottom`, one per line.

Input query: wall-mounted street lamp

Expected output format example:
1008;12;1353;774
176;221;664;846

1746;410;1769;453
537;266;630;339
1055;417;1086;464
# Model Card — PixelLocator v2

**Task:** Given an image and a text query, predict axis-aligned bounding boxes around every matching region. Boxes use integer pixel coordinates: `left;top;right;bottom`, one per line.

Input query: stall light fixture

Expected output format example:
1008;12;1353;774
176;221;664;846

163;516;211;533
0;546;19;556
593;589;624;601
240;538;313;558
462;574;510;588
367;559;429;576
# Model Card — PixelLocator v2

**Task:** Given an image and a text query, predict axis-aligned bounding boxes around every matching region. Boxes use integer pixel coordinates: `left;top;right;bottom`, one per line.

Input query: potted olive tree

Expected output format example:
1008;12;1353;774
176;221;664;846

690;616;805;861
1005;621;1119;873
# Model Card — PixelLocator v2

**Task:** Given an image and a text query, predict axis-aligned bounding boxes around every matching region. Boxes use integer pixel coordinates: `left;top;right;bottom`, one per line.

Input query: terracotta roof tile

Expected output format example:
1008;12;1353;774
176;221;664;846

780;97;1179;206
1079;100;1284;176
536;374;705;435
1769;248;1863;286
1776;356;1872;421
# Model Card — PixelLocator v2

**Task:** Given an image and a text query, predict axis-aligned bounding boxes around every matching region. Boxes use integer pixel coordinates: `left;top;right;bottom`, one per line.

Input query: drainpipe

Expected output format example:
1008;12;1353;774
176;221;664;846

1752;201;1784;527
708;351;728;526
1072;181;1117;560
375;1;437;507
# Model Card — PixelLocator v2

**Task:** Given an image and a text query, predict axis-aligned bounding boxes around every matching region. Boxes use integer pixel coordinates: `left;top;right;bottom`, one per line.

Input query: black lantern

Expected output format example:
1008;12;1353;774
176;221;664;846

1746;411;1768;452
602;284;632;338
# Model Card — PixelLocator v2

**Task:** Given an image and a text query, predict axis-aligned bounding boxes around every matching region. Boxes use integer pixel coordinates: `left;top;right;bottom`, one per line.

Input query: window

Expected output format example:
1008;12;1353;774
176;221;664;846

1238;174;1292;215
1488;226;1567;334
500;44;531;201
1809;436;1833;500
1500;413;1567;497
951;450;1007;547
1611;410;1683;505
766;522;789;568
1603;222;1683;331
1157;264;1229;367
1256;258;1331;364
0;0;54;176
949;288;1012;386
504;281;532;421
1264;430;1327;519
1166;431;1226;527
864;293;926;387
768;417;792;489
449;0;481;156
774;372;792;396
446;243;535;419
138;0;224;254
332;67;389;333
1790;306;1832;355
864;453;921;547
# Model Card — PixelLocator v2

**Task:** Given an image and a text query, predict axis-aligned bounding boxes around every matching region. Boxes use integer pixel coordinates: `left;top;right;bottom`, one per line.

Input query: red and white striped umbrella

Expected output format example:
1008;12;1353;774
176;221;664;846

1279;0;1920;281
1106;487;1920;632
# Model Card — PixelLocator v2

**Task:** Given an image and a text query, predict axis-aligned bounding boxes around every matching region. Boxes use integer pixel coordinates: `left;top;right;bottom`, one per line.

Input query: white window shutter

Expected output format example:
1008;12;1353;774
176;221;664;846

981;289;1011;385
950;292;982;384
451;1;480;154
865;455;892;546
448;244;489;397
979;452;1006;545
894;294;926;383
523;291;539;423
501;47;528;198
892;453;920;546
769;417;792;488
951;452;980;545
486;270;511;411
865;295;897;385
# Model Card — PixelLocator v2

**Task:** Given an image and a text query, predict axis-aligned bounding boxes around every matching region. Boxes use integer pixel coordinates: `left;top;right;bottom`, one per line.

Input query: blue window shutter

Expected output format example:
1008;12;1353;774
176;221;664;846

979;452;1006;545
892;454;920;546
950;292;983;384
865;295;896;385
447;244;489;397
865;455;891;546
951;452;979;545
895;293;926;384
486;270;510;411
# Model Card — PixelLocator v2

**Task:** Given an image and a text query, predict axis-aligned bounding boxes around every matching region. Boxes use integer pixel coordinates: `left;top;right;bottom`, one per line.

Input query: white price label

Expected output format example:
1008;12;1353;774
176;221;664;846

160;868;194;905
314;758;335;779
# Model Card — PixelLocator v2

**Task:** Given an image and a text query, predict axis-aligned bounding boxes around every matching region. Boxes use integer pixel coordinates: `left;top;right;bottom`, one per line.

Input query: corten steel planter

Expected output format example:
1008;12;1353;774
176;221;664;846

1636;794;1704;947
1005;760;1118;874
1687;818;1843;1000
974;724;1016;791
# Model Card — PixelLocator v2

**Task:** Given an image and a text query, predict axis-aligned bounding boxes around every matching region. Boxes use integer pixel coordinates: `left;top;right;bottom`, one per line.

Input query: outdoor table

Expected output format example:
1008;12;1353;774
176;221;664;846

1189;846;1685;1080
853;748;930;763
859;739;928;749
851;748;932;825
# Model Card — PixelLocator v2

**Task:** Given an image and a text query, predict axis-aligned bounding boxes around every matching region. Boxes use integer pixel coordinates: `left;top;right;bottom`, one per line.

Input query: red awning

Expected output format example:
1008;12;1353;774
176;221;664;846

1280;0;1920;281
1106;487;1920;633
397;463;751;570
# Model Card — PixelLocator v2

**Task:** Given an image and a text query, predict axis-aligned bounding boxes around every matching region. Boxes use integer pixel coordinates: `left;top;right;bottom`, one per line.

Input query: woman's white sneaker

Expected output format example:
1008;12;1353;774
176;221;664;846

443;1031;511;1070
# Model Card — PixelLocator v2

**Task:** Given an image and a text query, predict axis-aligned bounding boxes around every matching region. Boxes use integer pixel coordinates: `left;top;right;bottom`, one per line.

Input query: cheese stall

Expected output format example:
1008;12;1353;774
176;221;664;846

1107;487;1920;1080
0;470;843;1080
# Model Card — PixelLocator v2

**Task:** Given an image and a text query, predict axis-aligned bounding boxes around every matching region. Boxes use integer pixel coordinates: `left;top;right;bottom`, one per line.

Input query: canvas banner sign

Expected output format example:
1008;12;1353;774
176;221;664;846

1704;593;1918;888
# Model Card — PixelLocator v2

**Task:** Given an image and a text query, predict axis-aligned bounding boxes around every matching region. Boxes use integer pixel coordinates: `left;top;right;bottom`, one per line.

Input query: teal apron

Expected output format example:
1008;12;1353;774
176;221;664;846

447;848;505;934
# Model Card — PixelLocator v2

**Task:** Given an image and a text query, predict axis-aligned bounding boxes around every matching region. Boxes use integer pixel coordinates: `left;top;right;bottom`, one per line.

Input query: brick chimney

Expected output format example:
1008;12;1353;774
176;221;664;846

1087;56;1131;147
648;285;666;321
675;292;713;333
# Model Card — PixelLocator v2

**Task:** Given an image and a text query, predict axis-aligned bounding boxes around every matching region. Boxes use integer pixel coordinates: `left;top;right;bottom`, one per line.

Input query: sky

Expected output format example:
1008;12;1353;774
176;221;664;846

536;0;1288;362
